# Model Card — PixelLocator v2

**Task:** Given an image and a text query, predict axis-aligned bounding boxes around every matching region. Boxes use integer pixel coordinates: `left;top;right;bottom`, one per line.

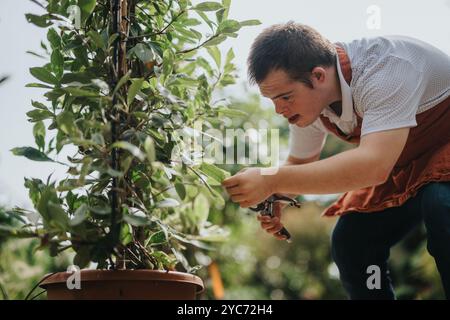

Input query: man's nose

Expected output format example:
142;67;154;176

274;102;287;115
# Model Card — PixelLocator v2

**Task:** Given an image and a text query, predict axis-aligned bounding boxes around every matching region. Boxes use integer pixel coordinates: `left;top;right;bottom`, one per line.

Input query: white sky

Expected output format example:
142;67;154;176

0;0;449;207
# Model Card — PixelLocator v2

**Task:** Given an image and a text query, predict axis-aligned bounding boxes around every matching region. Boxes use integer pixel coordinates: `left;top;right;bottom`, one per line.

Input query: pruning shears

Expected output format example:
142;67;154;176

249;194;301;243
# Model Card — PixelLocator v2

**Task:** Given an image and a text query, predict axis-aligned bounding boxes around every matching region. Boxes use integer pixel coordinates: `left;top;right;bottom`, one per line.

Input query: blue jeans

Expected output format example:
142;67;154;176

331;182;450;299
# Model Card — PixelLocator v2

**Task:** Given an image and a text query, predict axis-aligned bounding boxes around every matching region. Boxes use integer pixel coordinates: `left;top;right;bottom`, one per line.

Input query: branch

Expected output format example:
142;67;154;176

177;33;220;55
129;10;186;39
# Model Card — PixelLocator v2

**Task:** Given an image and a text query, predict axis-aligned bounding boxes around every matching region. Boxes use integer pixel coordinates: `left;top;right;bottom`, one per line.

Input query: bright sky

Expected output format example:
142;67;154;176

0;0;449;207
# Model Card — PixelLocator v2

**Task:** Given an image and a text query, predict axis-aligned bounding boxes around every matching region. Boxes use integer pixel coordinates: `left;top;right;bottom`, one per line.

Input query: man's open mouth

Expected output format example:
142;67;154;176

288;114;300;124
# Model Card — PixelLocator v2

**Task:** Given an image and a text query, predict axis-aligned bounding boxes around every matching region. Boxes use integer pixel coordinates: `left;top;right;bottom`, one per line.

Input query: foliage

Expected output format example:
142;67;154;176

2;0;260;272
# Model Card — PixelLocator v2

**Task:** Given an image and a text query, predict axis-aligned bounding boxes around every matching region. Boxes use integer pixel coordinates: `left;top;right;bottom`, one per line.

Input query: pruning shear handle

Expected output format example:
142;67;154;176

249;194;301;243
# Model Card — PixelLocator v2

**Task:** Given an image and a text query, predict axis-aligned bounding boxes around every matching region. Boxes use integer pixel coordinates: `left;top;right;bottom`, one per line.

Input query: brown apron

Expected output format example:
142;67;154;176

320;46;450;217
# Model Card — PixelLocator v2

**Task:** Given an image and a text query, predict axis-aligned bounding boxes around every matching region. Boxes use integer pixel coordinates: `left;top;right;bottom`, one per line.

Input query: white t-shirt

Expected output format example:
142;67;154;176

289;35;450;159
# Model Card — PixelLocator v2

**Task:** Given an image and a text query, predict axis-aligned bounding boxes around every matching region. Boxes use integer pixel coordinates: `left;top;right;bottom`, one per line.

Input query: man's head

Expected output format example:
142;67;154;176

247;22;340;127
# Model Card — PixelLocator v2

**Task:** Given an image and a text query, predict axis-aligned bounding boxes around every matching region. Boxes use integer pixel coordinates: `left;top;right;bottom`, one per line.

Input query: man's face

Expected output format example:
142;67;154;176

259;69;328;127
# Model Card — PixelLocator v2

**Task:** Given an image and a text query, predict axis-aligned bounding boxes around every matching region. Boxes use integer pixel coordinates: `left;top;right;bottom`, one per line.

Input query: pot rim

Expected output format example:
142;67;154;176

40;269;204;293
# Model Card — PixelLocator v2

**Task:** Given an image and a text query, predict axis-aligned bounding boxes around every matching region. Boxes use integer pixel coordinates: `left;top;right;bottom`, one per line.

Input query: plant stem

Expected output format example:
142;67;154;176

128;10;185;39
177;34;221;55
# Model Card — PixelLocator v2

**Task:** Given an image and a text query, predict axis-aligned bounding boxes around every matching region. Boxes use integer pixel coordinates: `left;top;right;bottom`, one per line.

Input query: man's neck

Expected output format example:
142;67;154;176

329;101;342;117
327;64;343;117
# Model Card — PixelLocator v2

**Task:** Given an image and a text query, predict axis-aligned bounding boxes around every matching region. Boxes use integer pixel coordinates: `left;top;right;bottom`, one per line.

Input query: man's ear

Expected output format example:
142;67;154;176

310;67;326;83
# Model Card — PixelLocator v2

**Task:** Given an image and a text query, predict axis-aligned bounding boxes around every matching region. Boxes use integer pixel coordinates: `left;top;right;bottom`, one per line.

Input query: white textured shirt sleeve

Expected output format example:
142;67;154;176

288;119;327;159
356;55;425;136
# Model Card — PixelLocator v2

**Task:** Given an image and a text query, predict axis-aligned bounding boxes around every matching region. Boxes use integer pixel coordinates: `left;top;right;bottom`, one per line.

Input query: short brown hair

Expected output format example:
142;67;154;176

247;22;336;87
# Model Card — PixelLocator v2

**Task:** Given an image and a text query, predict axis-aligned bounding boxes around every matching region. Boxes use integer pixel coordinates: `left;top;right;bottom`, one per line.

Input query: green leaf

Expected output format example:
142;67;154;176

87;30;105;50
147;230;167;245
239;19;262;27
26;109;53;122
204;34;227;47
10;147;54;162
112;141;145;161
196;57;213;75
29;67;58;85
89;206;111;215
25;13;51;28
217;107;248;118
215;8;226;23
62;87;99;97
129;43;154;63
78;0;97;24
39;189;70;230
51;50;64;78
112;70;131;96
224;47;235;72
26;83;53;89
127;78;144;106
183;18;202;26
218;19;241;34
199;162;230;183
219;74;235;86
47;28;61;49
69;203;88;226
123;214;149;227
175;183;186;200
26;50;46;59
218;0;231;21
33;121;46;151
31;100;48;110
120;223;133;245
194;2;223;11
156;198;180;208
206;46;221;69
0;225;36;239
56;111;77;136
144;136;155;162
222;0;231;9
61;72;93;84
193;193;210;227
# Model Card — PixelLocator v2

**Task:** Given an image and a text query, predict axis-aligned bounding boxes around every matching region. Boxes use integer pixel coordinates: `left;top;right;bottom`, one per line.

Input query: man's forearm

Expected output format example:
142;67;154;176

278;159;300;199
272;148;386;195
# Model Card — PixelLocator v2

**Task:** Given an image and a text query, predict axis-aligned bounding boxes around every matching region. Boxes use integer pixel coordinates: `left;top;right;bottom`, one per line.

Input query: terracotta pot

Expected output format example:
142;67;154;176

40;269;204;300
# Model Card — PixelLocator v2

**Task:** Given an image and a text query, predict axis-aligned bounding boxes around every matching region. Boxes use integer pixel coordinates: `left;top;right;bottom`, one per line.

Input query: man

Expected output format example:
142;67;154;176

222;22;450;299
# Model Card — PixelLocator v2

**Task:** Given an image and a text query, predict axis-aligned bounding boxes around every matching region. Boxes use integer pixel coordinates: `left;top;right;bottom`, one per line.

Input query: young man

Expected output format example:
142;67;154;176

222;22;450;299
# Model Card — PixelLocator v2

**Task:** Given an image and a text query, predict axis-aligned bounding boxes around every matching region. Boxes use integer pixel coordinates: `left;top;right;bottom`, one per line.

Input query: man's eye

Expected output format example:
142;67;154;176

282;96;291;101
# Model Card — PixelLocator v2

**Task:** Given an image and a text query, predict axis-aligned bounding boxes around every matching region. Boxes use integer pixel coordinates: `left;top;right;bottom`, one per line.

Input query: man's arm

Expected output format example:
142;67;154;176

277;153;321;198
272;128;410;195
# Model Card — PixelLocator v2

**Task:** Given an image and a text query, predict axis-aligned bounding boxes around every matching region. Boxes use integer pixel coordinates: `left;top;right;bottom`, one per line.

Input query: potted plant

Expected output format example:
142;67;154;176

2;0;260;299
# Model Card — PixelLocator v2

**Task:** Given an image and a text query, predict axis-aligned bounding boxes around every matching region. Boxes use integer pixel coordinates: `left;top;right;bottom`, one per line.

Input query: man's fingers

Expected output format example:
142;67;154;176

256;214;271;222
260;218;281;231
273;202;287;219
256;214;286;239
260;220;276;230
222;176;239;188
274;234;287;241
266;223;283;234
231;194;247;203
226;185;242;196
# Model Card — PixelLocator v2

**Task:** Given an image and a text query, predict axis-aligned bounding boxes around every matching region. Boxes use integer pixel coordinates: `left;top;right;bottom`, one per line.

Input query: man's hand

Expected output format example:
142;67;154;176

222;167;275;208
256;201;287;240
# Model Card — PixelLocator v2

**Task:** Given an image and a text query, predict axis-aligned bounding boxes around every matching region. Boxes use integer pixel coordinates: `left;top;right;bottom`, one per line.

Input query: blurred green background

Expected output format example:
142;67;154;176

0;93;445;300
